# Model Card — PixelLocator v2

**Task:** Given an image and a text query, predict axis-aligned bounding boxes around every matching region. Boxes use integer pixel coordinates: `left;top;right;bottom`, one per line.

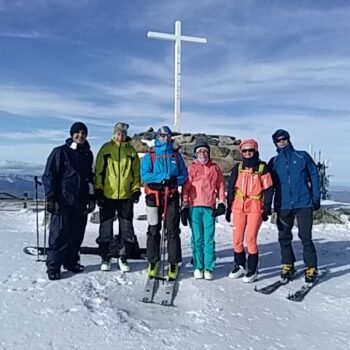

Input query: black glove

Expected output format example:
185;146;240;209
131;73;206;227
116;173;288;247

181;207;189;226
225;209;232;223
313;200;321;211
95;189;105;207
86;199;96;214
262;207;272;221
46;201;58;214
162;175;177;187
262;212;269;222
131;190;141;204
212;203;226;217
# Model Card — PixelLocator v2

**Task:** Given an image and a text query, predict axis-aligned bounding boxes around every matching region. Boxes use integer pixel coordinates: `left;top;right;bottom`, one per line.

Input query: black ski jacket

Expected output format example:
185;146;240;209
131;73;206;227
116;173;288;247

42;138;94;206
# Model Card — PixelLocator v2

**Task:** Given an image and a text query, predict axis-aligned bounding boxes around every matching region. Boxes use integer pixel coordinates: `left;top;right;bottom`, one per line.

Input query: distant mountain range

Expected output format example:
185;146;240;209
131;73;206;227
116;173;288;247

0;173;45;199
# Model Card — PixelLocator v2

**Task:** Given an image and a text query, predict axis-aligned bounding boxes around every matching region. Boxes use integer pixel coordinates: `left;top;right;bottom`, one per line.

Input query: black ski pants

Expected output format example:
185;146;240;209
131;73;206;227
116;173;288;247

46;204;87;273
145;191;181;264
277;207;317;268
96;198;135;258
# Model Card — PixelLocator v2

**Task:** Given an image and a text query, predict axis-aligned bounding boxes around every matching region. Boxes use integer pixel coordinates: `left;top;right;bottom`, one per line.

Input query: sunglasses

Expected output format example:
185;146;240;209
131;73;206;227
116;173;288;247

159;133;170;138
276;137;287;142
241;148;255;153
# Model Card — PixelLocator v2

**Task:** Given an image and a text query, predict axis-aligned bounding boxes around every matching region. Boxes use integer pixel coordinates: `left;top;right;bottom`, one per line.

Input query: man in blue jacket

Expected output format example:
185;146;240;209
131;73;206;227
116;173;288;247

43;122;95;280
141;126;188;280
268;129;321;283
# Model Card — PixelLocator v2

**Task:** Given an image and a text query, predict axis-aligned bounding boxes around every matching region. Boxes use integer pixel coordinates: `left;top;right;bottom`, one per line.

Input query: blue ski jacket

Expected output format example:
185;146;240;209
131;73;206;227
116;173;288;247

141;139;187;187
268;144;320;211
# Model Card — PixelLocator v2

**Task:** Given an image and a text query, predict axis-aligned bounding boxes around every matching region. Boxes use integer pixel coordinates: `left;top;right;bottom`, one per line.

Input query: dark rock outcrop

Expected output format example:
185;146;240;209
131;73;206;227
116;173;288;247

131;129;242;175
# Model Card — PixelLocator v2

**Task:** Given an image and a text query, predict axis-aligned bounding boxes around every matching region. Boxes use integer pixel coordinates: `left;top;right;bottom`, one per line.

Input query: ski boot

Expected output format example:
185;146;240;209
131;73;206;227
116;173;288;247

147;262;159;279
305;267;317;283
281;264;295;280
168;263;179;281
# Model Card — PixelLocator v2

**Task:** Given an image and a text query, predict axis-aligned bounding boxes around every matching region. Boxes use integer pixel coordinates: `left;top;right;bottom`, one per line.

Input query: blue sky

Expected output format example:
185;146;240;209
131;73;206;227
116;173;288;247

0;0;349;185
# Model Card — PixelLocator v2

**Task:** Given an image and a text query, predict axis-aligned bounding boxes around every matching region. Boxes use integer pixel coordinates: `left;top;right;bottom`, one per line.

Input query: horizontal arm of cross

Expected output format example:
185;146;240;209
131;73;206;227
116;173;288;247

147;31;175;41
147;31;207;44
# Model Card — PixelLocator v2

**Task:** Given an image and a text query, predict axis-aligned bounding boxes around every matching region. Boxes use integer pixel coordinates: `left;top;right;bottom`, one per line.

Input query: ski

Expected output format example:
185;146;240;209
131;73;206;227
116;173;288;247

254;270;303;295
287;269;328;302
23;245;147;259
157;280;176;306
141;278;158;303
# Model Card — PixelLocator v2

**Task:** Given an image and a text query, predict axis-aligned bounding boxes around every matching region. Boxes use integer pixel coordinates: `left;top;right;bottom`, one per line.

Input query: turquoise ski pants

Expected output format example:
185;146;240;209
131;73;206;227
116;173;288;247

189;206;216;271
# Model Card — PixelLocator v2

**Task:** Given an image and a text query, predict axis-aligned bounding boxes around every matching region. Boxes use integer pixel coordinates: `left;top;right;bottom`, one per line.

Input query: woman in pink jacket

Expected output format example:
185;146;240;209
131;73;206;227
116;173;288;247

181;139;226;280
226;139;273;283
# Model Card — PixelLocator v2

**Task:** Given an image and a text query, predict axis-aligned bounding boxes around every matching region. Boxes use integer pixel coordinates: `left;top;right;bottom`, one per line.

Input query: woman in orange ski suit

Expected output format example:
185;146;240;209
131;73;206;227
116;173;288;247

226;139;273;282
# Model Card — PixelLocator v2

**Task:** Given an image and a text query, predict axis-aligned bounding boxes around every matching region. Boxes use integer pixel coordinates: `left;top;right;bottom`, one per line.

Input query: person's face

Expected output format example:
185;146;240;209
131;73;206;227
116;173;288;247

157;133;171;142
275;136;289;148
196;148;209;161
241;147;255;159
72;130;87;144
114;131;127;143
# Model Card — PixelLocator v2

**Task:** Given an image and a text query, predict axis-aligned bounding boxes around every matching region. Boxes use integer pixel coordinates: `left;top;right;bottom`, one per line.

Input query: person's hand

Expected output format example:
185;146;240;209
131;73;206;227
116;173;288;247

86;199;96;214
262;207;272;221
313;200;321;211
262;212;269;222
95;189;104;207
181;207;189;226
225;209;232;223
212;203;226;217
131;190;141;204
162;176;177;187
46;200;58;214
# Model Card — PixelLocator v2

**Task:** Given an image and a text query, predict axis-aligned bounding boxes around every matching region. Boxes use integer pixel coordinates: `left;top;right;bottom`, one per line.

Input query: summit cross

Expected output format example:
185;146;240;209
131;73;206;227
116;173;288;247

147;20;207;132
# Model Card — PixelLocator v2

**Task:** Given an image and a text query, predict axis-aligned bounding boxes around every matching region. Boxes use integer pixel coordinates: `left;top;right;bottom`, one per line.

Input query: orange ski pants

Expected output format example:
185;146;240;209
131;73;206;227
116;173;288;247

232;210;262;254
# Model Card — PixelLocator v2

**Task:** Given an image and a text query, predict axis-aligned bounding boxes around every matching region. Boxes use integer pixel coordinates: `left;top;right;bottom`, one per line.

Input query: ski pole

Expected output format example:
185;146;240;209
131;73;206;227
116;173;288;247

34;176;42;262
160;186;170;282
43;196;47;261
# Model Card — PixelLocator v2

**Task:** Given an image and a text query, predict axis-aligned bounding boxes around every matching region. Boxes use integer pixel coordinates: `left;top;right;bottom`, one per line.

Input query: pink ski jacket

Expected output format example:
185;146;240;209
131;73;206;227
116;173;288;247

182;160;225;208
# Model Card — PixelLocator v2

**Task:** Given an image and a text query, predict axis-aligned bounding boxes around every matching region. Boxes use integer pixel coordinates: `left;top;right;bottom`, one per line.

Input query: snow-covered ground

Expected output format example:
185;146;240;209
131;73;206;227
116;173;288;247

1;198;350;350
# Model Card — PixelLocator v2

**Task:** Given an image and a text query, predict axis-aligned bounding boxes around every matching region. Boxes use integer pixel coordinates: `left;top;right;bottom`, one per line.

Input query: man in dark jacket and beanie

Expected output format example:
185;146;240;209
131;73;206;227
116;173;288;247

268;129;321;283
43;122;95;280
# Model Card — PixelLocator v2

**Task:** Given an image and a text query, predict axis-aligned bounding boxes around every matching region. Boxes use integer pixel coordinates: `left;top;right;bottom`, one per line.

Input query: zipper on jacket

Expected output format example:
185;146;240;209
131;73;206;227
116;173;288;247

118;145;121;197
284;149;294;207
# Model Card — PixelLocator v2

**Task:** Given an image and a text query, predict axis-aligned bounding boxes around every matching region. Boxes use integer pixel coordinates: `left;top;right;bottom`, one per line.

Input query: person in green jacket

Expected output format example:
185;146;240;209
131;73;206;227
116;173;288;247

94;122;141;272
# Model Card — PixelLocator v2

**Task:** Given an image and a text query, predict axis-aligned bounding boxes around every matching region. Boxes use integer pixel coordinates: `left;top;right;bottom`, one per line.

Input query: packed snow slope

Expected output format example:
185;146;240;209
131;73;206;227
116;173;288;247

1;199;350;350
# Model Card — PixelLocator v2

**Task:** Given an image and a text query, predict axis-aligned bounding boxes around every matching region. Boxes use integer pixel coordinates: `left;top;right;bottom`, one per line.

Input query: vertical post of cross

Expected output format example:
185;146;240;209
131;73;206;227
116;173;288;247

147;20;207;132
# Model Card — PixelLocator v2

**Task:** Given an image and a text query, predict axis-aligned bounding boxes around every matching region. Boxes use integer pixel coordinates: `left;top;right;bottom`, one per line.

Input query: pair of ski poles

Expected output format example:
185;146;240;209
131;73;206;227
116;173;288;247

34;176;47;262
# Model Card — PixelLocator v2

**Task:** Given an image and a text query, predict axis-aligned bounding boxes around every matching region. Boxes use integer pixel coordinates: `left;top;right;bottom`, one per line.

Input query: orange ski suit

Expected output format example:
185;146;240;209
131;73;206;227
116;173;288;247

230;163;273;254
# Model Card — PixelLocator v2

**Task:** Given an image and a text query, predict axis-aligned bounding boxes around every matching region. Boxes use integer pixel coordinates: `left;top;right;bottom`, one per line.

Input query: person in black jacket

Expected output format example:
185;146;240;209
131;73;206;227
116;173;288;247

42;122;95;280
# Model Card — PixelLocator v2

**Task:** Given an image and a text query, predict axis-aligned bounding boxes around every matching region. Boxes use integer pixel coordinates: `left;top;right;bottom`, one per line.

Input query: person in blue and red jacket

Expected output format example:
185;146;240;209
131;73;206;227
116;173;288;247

141;126;188;281
268;129;321;283
42;122;95;281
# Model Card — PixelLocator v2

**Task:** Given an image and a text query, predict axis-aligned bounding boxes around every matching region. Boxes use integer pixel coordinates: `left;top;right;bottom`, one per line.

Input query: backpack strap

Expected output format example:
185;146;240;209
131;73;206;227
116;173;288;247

238;161;265;175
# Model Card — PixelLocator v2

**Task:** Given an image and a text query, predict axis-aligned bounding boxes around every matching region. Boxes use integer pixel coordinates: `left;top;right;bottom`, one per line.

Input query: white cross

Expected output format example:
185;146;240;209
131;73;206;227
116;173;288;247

147;20;207;132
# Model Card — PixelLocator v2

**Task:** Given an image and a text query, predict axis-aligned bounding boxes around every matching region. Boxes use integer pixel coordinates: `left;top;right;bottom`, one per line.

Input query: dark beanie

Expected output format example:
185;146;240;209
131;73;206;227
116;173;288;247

70;122;88;137
193;138;210;153
272;129;290;143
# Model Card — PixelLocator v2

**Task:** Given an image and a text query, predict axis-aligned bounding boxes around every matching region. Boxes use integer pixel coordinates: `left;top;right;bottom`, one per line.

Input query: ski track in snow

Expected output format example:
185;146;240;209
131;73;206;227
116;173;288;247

1;204;350;349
